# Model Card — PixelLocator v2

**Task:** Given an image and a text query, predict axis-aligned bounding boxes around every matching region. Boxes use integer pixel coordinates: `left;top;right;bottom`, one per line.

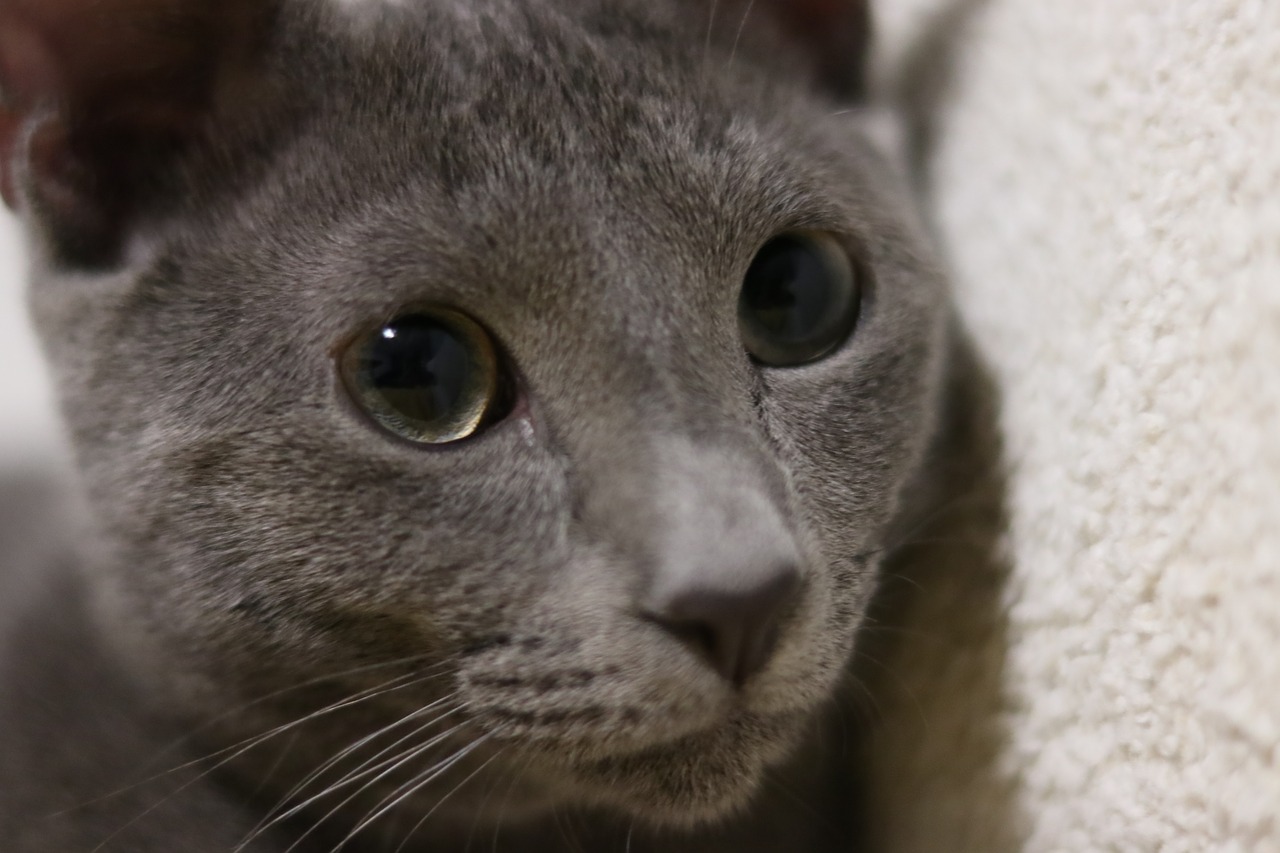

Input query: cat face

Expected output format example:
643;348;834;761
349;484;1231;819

8;0;946;831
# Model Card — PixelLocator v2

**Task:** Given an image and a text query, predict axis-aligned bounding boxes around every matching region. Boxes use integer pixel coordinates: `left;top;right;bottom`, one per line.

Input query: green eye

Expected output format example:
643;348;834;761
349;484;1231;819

341;308;501;445
738;231;862;367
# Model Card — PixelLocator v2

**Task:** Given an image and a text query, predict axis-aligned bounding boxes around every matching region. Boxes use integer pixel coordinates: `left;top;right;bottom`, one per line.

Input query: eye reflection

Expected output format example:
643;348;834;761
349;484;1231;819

738;231;862;367
340;308;500;445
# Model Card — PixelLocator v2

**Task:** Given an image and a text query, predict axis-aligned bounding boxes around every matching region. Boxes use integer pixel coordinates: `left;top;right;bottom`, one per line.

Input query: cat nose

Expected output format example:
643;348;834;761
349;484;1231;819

646;560;802;687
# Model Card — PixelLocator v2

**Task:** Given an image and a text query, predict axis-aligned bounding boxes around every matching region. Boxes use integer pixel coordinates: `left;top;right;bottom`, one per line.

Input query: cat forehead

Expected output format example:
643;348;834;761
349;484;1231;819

316;0;777;116
330;0;409;10
245;1;850;259
142;0;887;326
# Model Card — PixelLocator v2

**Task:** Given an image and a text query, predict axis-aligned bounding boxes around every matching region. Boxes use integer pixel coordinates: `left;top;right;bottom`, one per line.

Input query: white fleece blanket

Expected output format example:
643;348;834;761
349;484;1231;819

871;1;1280;850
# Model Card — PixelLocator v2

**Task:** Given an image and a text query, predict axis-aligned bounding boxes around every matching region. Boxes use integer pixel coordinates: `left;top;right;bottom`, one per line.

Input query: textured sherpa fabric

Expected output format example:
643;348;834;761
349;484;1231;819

871;1;1280;850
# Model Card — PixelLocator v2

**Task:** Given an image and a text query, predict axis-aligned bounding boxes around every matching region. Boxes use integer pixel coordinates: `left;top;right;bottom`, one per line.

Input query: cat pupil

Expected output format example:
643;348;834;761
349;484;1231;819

342;310;499;444
738;232;861;367
369;317;460;420
746;243;805;333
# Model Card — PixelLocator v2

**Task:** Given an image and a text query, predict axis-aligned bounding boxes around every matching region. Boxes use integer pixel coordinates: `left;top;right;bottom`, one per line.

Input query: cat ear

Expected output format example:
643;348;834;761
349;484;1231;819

723;0;872;99
0;0;273;266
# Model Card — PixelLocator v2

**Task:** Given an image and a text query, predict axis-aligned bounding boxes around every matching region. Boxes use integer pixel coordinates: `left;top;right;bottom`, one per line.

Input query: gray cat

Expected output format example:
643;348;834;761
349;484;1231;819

0;0;989;850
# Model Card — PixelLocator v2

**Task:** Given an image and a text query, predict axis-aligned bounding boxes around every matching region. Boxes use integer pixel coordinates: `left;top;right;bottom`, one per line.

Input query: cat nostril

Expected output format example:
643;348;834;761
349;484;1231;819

647;563;801;687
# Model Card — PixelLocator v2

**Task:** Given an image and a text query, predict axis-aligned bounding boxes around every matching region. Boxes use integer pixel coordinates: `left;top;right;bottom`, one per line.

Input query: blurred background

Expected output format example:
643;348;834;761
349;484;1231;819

0;212;62;465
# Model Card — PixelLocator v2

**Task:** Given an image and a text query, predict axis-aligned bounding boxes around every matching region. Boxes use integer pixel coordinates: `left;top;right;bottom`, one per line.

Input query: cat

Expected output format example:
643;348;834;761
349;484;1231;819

0;0;983;849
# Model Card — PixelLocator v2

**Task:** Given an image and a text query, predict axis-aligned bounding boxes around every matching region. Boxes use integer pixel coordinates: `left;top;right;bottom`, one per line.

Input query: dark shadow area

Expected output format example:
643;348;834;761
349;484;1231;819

846;326;1025;851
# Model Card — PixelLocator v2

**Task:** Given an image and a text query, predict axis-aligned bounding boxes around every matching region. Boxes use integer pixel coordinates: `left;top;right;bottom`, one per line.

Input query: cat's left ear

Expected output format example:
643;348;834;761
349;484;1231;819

0;0;274;266
723;0;872;99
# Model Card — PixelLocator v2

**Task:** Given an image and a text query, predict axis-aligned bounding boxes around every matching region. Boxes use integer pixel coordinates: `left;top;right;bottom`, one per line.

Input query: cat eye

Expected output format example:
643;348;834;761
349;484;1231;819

738;231;862;367
340;308;502;445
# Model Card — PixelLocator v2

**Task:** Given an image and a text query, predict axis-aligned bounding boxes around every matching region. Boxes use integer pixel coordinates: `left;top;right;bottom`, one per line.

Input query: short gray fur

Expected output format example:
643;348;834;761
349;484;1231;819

0;0;988;850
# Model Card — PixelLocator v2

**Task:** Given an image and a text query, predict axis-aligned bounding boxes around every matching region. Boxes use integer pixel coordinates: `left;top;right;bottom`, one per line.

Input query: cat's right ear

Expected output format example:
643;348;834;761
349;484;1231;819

716;0;872;99
0;0;275;267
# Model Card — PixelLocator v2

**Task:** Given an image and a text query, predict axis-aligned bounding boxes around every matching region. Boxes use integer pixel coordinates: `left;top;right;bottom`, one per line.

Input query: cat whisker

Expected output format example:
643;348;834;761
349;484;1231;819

552;805;574;853
762;771;841;838
85;670;443;853
552;804;591;853
491;748;539;853
849;650;929;731
834;673;884;726
268;722;473;853
162;669;438;785
241;705;471;853
260;692;460;827
146;653;448;768
854;618;937;644
854;462;1008;566
570;808;594;853
65;658;448;817
867;563;928;594
725;0;757;72
238;696;463;845
249;729;300;800
560;808;582;853
393;746;509;853
463;744;512;853
291;707;466;811
330;730;497;851
700;0;720;96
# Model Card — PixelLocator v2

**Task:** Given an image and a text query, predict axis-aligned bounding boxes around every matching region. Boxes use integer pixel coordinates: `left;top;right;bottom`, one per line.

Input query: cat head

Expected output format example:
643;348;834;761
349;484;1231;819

1;0;945;831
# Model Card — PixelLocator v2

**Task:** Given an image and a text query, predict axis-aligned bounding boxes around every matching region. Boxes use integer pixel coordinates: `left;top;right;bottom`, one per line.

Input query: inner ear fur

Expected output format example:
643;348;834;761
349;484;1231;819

713;0;872;99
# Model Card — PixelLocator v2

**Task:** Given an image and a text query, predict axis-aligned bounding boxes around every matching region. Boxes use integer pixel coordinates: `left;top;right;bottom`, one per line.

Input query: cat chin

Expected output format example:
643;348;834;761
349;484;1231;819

521;712;800;828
